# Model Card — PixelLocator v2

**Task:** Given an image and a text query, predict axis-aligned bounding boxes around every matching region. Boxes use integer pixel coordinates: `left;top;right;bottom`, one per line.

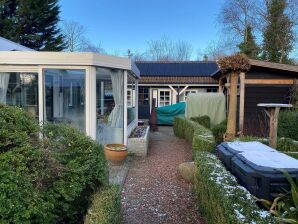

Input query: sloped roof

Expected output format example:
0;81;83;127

213;59;298;78
249;59;298;73
135;61;220;77
0;36;34;51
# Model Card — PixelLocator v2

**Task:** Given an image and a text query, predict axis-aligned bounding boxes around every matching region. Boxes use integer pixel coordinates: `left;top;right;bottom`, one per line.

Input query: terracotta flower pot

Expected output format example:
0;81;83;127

104;144;128;164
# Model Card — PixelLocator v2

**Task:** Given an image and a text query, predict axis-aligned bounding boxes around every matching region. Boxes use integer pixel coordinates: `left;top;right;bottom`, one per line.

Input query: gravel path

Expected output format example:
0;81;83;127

121;126;205;224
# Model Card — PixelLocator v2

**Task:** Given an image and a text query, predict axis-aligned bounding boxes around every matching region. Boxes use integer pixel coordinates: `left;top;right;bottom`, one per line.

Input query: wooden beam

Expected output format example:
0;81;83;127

245;79;294;85
225;72;239;140
168;85;178;95
219;78;223;93
179;86;189;95
239;72;245;135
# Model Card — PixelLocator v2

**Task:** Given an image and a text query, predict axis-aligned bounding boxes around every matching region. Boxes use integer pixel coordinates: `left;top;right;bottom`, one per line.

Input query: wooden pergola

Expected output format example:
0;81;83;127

216;54;298;143
217;54;251;140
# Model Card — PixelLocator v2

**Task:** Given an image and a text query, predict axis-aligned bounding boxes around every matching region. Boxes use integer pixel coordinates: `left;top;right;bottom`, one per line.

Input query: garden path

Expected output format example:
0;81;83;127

121;126;205;224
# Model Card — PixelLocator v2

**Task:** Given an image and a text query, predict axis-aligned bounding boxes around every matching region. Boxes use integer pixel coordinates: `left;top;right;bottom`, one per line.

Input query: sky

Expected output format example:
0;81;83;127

59;0;225;58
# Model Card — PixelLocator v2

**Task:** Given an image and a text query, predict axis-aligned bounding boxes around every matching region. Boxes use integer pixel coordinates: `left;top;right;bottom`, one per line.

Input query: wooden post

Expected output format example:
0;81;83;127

149;98;158;132
268;107;280;148
219;78;223;93
239;72;245;135
225;71;239;140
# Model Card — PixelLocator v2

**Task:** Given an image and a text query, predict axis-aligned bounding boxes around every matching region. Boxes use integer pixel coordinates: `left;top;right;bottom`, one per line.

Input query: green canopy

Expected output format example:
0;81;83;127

156;102;185;125
186;93;226;127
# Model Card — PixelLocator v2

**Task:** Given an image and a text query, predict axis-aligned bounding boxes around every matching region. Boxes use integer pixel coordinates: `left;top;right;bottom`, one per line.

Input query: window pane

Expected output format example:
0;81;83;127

127;73;136;125
0;72;38;117
96;68;124;144
44;69;85;132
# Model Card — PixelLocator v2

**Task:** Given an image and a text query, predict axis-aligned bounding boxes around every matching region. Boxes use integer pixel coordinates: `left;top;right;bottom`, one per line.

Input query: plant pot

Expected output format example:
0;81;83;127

104;144;128;164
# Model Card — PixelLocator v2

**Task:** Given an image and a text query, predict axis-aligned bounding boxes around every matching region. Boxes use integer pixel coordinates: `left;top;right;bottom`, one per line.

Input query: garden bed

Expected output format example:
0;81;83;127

127;126;150;156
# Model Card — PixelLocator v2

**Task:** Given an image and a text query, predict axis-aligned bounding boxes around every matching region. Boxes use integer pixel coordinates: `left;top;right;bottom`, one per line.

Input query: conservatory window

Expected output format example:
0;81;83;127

96;68;124;144
0;72;38;117
44;69;86;132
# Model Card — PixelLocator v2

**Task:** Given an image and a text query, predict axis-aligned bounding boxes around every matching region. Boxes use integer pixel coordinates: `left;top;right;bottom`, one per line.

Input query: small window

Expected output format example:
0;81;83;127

184;90;198;101
158;90;171;107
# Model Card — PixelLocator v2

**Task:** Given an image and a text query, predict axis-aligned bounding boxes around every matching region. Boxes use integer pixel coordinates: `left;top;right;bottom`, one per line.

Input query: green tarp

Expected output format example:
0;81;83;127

156;102;185;125
186;93;226;127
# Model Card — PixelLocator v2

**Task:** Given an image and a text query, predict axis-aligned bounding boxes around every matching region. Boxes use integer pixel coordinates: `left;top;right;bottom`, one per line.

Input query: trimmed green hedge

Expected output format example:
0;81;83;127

84;185;121;224
0;105;108;223
278;110;298;140
211;119;227;144
194;151;276;224
190;115;211;129
173;117;215;154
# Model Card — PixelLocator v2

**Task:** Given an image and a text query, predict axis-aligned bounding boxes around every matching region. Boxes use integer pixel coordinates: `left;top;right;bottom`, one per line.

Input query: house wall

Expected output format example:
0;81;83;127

138;84;218;119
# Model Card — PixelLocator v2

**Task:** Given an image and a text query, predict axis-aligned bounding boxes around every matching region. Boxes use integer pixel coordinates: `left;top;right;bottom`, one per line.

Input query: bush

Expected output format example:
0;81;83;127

194;151;276;224
0;106;108;223
42;124;108;223
173;117;215;155
0;146;57;223
0;104;39;152
278;111;298;141
84;185;121;224
190;115;211;129
211;119;227;144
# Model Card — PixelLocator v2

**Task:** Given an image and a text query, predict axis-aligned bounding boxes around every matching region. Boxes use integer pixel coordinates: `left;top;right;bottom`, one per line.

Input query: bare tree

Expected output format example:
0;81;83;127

147;36;175;61
203;39;237;61
62;20;86;52
174;40;193;61
218;0;261;45
145;36;193;61
80;40;106;54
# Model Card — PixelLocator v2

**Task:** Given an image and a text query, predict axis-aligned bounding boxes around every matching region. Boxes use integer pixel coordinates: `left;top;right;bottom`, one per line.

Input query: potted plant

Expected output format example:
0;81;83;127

104;144;128;164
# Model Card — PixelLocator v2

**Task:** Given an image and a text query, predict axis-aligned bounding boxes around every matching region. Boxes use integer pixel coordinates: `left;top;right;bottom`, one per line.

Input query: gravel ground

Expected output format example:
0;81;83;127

121;126;205;224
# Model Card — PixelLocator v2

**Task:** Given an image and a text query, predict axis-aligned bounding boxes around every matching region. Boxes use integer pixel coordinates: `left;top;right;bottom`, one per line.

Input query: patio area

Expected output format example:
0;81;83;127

121;126;205;224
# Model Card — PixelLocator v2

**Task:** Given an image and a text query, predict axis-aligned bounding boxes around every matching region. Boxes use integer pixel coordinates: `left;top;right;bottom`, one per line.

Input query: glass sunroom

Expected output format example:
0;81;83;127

0;51;140;145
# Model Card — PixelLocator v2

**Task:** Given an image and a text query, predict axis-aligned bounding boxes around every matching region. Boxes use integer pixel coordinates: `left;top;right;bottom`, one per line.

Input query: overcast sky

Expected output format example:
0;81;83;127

59;0;225;58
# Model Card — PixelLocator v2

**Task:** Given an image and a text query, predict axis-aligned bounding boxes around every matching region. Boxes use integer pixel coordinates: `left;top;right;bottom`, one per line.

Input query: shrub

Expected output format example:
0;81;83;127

194;151;276;224
173;117;215;155
84;185;121;224
0;104;39;152
190;115;211;129
278;111;298;141
0;146;57;223
42;123;108;223
211;119;227;144
0;105;108;223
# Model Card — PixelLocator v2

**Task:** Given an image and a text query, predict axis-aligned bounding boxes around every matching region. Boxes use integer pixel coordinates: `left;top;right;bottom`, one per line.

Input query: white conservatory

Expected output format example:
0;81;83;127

0;51;139;145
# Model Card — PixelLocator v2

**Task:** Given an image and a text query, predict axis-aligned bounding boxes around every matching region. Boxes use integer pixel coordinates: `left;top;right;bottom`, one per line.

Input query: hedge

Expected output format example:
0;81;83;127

194;151;276;224
173;117;215;154
190;115;211;129
211;119;227;144
278;110;298;140
84;185;121;224
0;105;108;223
0;104;39;152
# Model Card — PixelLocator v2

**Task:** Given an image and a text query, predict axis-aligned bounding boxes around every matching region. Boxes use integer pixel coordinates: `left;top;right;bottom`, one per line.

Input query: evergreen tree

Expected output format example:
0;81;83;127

238;25;260;59
0;0;65;51
262;0;294;63
0;0;18;40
